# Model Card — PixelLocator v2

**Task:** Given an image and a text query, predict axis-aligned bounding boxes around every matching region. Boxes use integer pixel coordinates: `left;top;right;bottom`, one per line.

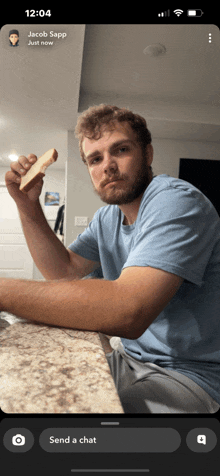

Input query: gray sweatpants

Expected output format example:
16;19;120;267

106;348;219;414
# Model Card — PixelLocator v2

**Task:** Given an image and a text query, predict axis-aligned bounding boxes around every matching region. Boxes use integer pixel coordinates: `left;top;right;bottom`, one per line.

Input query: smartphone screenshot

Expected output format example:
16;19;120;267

0;7;219;475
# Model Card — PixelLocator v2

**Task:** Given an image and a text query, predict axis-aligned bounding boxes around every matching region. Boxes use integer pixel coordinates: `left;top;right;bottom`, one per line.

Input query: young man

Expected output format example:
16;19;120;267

3;105;220;413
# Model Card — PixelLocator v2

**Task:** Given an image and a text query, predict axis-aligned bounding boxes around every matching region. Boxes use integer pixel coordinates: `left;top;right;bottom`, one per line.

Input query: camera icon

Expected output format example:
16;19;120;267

12;434;26;446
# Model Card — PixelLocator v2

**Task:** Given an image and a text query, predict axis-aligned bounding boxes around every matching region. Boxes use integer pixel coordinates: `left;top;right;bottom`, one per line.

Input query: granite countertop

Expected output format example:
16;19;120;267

0;313;124;414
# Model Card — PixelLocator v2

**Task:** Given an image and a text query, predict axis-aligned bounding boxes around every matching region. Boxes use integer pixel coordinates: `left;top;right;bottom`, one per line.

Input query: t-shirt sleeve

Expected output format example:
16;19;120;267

68;210;100;263
123;185;218;286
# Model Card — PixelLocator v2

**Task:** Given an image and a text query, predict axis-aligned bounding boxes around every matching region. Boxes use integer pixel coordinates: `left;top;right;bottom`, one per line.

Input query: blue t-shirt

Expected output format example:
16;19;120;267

68;174;220;404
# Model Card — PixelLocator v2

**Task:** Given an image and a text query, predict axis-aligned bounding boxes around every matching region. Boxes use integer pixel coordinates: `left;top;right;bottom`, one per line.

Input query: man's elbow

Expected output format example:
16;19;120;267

118;313;147;340
119;301;158;339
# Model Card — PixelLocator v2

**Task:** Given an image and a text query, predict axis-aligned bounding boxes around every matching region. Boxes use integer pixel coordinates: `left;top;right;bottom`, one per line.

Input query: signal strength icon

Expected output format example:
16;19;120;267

173;9;184;16
158;10;170;17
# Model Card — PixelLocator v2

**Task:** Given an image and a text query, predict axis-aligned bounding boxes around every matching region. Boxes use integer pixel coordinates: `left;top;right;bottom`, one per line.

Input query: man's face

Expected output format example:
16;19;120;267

82;122;153;205
9;34;19;45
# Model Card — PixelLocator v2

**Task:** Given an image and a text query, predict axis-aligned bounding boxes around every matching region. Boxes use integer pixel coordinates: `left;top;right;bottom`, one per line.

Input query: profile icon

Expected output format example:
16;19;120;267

9;29;19;47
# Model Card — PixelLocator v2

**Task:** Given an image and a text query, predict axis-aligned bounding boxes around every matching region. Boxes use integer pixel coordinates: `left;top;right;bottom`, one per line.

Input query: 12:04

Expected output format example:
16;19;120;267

25;10;51;17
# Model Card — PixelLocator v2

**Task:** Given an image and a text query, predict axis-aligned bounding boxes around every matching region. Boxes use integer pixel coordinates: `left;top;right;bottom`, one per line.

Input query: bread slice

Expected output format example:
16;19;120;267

20;149;58;193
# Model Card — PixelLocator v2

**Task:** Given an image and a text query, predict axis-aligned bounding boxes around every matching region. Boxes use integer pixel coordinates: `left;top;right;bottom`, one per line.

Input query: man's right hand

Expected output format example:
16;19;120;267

5;154;44;205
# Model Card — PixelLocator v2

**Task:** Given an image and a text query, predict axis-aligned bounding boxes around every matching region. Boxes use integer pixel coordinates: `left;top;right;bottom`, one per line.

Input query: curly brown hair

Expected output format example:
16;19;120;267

75;104;152;164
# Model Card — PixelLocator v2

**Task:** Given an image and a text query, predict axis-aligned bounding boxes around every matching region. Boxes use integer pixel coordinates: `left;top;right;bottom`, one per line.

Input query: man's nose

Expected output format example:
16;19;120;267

103;153;118;174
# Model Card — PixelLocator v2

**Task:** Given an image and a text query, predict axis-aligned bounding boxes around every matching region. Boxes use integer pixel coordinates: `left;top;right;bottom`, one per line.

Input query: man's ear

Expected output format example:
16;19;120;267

146;144;153;166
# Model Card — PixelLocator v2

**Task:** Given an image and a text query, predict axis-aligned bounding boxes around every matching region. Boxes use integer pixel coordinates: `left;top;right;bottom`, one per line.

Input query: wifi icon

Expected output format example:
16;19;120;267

173;9;184;16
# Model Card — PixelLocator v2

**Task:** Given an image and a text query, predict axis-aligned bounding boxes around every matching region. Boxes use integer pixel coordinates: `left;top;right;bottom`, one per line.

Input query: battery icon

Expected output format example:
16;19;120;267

187;9;204;17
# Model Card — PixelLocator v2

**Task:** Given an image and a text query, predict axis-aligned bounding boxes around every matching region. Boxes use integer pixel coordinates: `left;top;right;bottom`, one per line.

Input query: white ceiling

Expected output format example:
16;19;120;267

0;24;219;169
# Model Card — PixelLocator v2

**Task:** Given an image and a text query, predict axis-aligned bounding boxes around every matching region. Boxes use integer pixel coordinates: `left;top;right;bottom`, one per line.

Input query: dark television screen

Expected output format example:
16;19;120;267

179;158;220;216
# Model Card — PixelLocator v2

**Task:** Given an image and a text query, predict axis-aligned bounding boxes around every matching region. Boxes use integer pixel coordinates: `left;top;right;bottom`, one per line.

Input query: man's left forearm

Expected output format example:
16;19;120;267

0;277;131;338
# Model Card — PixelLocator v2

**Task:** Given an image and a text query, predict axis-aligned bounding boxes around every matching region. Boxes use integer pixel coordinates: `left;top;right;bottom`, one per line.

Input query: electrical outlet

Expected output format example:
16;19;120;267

75;216;88;227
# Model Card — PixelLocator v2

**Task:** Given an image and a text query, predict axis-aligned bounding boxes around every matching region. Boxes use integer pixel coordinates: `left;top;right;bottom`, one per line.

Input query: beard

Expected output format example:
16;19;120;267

92;157;152;205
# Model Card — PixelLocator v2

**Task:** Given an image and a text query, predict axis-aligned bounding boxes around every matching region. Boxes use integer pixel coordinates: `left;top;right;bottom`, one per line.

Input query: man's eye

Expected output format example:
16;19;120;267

91;157;100;165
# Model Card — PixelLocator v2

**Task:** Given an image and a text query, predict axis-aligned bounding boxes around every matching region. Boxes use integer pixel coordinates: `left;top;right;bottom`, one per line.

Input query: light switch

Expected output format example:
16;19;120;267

75;216;88;227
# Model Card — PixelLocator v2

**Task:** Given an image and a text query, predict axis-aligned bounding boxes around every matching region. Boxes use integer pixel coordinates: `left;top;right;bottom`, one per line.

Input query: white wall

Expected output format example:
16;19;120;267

151;138;220;178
